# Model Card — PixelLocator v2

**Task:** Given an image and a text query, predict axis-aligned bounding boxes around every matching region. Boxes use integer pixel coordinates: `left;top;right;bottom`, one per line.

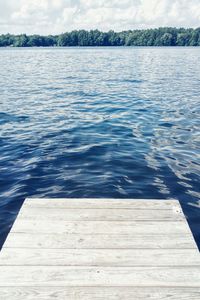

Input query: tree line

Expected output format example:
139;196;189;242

0;28;200;47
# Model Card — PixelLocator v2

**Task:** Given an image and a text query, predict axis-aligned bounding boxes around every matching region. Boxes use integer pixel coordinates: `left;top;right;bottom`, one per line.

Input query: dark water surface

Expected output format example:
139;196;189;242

0;47;199;248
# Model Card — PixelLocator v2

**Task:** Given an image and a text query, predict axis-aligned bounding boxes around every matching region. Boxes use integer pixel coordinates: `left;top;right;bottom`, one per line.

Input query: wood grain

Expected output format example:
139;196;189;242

0;266;200;287
18;207;185;221
1;248;199;266
11;220;192;235
23;198;180;209
0;286;200;300
0;287;200;300
0;198;199;299
3;232;196;249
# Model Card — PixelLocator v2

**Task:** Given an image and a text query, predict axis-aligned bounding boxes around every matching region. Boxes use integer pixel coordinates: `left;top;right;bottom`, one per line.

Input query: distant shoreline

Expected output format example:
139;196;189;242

0;28;200;47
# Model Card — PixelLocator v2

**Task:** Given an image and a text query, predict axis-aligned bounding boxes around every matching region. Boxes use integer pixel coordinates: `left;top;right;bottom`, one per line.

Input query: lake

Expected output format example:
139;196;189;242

0;47;199;248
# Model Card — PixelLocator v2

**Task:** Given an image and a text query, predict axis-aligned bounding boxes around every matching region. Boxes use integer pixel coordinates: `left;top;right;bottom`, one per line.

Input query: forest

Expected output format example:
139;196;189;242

0;27;200;47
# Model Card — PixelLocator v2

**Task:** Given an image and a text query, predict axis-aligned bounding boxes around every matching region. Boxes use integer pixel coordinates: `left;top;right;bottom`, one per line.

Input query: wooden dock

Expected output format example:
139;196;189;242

0;198;199;299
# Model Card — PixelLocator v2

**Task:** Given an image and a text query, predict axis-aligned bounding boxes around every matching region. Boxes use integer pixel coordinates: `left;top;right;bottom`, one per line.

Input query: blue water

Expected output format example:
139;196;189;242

0;47;200;248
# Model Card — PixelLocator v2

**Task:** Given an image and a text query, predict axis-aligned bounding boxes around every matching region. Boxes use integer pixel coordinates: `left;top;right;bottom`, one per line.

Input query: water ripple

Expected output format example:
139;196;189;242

0;47;200;248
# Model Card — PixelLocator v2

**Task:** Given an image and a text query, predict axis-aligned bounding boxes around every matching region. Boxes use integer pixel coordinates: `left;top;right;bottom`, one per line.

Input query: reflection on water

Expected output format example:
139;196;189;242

0;47;199;248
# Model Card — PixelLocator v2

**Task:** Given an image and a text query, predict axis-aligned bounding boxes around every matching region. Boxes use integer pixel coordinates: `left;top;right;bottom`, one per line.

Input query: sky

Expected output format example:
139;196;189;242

0;0;200;35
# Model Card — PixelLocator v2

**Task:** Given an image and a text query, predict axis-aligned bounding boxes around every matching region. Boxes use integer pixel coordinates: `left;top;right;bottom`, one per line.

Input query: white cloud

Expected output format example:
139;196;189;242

0;0;200;35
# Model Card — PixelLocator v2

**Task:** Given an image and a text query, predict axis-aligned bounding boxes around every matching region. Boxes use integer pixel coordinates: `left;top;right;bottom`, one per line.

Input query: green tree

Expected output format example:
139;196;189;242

13;34;28;47
0;28;200;47
176;32;190;46
160;33;173;46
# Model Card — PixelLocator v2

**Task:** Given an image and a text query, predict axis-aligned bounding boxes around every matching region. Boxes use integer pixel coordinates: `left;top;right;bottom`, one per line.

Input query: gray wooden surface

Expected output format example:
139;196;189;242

0;198;199;299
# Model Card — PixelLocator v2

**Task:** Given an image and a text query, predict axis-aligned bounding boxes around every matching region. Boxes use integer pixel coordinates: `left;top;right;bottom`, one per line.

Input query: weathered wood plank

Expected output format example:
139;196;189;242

3;232;196;249
0;286;200;300
0;198;199;299
0;266;199;287
10;219;192;235
0;248;199;266
18;207;184;221
23;198;180;209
